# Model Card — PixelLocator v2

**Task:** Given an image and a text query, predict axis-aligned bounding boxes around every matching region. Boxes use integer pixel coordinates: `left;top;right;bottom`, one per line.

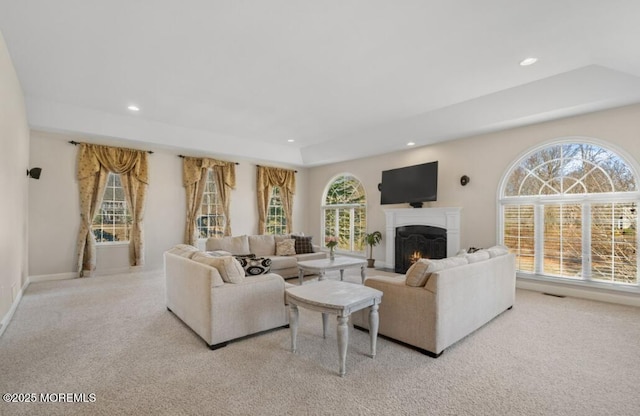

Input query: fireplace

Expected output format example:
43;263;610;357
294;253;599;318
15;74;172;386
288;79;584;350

395;225;447;273
383;207;461;272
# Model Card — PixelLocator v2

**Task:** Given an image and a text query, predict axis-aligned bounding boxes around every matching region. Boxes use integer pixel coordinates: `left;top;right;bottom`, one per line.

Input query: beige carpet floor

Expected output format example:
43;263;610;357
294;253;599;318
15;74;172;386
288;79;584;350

1;269;640;415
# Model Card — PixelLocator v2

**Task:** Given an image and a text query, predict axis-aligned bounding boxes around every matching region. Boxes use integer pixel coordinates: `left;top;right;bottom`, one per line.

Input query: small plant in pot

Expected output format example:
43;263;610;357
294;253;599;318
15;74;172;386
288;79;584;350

363;231;382;268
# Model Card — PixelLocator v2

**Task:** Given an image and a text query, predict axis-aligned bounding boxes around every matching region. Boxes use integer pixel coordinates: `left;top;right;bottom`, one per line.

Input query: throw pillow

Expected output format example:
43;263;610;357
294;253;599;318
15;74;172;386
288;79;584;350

487;245;509;258
466;250;491;263
191;252;245;283
276;239;296;256
405;261;431;287
166;244;200;258
407;256;469;286
293;235;314;254
236;256;272;275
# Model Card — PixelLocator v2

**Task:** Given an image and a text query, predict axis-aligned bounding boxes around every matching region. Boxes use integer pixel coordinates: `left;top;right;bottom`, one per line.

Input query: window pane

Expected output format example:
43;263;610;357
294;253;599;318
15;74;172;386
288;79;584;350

266;186;286;235
92;173;131;243
503;205;534;272
543;204;582;278
198;169;226;238
591;203;637;284
322;174;367;253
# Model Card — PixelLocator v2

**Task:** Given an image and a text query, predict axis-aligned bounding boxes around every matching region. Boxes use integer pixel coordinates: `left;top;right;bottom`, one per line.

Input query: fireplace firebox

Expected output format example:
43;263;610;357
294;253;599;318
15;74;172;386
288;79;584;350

395;225;447;273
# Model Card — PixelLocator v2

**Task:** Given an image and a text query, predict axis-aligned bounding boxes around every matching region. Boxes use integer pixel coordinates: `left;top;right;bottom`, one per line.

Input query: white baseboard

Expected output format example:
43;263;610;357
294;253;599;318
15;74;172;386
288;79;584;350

517;278;640;307
29;272;77;283
0;279;29;338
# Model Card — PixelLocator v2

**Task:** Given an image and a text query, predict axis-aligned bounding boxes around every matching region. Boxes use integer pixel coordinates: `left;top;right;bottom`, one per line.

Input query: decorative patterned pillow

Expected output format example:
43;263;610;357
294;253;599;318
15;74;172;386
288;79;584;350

293;235;314;254
276;239;296;256
235;256;272;275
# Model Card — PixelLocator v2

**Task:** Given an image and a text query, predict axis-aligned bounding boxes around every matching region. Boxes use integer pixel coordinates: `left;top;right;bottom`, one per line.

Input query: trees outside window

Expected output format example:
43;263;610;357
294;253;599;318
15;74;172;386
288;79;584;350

500;141;639;285
197;169;226;238
322;174;367;253
265;186;286;235
93;173;131;243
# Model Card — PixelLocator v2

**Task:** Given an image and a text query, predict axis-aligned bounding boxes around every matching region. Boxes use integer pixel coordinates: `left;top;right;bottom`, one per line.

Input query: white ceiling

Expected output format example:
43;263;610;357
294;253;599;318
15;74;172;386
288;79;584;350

2;0;640;166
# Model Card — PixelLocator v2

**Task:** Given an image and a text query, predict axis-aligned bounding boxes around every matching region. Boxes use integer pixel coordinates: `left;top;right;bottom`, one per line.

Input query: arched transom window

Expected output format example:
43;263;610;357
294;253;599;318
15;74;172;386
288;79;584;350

500;141;639;286
322;174;367;253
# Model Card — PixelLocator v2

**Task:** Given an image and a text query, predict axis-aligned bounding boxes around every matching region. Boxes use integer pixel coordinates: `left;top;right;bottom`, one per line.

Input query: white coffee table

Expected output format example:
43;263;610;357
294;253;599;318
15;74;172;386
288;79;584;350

285;280;383;377
297;257;367;285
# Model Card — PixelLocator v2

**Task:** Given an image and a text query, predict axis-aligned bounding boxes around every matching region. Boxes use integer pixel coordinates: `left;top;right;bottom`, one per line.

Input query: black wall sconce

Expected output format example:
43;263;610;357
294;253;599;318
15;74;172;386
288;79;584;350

460;175;470;186
27;167;42;180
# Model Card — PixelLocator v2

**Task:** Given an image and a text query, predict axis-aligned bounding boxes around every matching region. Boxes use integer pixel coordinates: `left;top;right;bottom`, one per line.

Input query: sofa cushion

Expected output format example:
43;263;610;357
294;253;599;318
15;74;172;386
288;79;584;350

191;252;245;283
269;255;298;270
276;239;296;256
274;234;291;244
166;244;200;258
206;250;232;257
407;256;469;287
487;245;509;258
248;234;276;256
206;235;251;255
295;252;327;262
292;235;314;254
466;250;491;263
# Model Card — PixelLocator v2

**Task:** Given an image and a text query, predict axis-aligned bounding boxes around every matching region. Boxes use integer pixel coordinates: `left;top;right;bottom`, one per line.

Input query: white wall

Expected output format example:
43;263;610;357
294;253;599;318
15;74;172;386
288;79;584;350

305;104;640;268
28;131;309;277
0;31;30;324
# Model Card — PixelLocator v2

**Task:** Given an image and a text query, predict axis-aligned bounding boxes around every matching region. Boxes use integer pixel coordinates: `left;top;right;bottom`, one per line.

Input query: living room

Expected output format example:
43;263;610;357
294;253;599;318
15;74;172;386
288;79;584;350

2;2;640;414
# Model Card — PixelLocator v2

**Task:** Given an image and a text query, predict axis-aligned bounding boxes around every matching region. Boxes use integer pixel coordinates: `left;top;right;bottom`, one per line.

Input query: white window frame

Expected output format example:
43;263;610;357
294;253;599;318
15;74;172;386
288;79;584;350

320;173;367;254
265;186;287;235
197;169;226;240
497;137;640;292
93;172;131;245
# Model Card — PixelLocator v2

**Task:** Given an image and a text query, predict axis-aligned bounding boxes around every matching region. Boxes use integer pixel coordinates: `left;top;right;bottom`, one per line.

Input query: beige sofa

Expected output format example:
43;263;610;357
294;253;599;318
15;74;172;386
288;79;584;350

352;249;516;357
164;244;290;349
205;234;326;279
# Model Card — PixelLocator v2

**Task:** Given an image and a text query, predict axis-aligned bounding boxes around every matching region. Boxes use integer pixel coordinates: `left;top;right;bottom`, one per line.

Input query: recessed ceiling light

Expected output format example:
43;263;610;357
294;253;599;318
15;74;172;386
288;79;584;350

407;142;416;146
128;105;140;111
287;139;295;143
519;57;538;66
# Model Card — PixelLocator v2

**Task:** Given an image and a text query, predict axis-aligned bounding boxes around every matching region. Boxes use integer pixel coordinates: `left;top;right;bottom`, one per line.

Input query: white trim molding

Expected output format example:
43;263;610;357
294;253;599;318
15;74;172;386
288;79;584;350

383;207;461;270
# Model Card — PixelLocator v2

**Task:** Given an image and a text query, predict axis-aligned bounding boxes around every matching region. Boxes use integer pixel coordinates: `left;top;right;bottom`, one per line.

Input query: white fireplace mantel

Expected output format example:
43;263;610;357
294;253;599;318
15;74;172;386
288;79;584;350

383;207;461;270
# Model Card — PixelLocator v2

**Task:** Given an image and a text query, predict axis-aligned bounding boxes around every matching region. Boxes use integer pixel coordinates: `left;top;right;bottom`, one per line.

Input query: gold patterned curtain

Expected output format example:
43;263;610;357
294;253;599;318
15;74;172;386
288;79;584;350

76;143;149;277
256;166;296;234
182;157;236;245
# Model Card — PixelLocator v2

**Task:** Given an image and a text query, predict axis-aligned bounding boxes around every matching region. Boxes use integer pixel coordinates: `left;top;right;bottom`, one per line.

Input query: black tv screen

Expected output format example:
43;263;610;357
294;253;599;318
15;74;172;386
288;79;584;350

380;161;438;206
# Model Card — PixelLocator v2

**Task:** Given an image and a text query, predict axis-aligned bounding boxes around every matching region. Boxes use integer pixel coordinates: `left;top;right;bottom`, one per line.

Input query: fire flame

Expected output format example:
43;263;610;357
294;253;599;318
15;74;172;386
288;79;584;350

410;251;422;264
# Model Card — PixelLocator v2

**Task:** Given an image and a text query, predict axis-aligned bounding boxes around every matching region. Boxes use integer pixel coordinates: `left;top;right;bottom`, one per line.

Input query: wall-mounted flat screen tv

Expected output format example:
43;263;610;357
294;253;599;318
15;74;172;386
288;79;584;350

380;161;438;207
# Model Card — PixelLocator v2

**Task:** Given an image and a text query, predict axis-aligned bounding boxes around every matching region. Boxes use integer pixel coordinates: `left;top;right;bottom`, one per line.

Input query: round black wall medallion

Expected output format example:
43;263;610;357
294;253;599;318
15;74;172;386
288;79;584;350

460;175;470;186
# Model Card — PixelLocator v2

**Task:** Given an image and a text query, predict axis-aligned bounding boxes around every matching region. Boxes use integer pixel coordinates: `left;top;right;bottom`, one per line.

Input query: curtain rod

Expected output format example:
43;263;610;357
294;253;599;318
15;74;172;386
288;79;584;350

177;155;239;165
68;140;154;154
257;164;298;173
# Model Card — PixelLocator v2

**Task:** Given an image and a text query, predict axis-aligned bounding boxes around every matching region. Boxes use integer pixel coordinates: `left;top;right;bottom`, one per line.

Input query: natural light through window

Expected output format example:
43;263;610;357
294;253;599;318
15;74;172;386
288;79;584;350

198;169;226;238
322;174;367;253
500;141;639;286
266;186;286;235
93;173;131;243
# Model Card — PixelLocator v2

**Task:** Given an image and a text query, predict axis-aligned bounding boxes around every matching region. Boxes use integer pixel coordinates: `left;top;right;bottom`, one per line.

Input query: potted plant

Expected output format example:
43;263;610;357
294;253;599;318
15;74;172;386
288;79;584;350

363;231;382;268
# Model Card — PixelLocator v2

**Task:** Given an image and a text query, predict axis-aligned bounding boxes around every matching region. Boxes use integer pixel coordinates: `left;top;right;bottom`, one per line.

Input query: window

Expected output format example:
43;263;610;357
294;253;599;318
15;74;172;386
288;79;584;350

265;186;286;235
322;174;367;253
197;169;226;238
500;141;639;286
93;173;131;243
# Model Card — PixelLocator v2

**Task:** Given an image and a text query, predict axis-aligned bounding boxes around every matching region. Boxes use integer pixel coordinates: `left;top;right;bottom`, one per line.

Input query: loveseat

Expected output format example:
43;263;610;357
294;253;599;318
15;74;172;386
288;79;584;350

352;247;516;357
164;244;290;349
205;234;326;279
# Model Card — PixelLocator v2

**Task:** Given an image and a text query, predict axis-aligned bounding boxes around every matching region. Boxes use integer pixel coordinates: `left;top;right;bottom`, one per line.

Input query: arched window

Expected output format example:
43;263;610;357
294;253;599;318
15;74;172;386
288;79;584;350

499;140;639;286
322;174;367;253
